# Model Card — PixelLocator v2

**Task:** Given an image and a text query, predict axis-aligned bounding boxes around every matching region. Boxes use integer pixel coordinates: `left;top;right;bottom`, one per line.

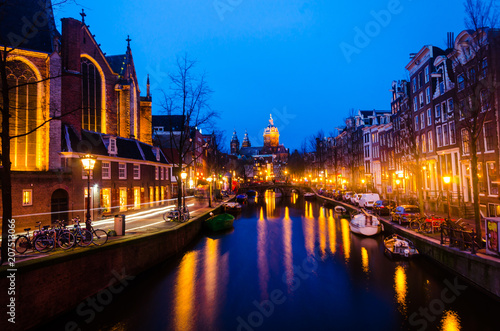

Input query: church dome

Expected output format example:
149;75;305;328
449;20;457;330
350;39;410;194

263;114;279;148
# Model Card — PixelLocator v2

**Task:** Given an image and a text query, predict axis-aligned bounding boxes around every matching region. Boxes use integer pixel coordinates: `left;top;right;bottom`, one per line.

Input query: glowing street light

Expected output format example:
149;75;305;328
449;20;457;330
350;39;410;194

81;154;97;228
181;170;187;212
443;176;451;220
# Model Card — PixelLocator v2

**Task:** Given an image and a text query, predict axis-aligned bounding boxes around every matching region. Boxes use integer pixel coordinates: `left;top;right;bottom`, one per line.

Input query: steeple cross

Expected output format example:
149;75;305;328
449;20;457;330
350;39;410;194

126;35;132;47
80;9;86;23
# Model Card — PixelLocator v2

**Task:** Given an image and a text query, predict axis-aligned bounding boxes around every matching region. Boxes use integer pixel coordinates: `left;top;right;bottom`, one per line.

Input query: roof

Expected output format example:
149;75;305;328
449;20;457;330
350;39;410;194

105;55;127;76
152;115;186;132
62;125;168;164
239;147;263;157
0;0;60;53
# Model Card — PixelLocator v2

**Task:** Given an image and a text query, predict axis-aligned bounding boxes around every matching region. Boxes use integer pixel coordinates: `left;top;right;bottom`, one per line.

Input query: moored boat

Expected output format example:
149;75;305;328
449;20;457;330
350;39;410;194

204;213;235;232
236;194;248;203
223;202;242;213
349;212;382;236
334;205;351;219
383;234;419;258
304;193;316;200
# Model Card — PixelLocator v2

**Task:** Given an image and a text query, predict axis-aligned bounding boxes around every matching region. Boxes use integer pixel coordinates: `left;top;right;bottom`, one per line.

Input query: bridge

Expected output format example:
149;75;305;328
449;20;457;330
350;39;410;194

237;183;312;198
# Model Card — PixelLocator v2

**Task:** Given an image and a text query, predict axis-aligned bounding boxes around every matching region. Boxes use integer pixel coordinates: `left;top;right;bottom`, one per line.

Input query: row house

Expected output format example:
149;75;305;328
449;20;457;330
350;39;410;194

0;1;171;230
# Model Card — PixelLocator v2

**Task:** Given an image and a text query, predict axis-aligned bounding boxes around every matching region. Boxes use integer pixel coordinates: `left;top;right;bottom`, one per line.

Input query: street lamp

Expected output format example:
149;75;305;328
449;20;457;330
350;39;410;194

207;176;213;207
361;179;366;192
395;179;401;206
181;170;187;212
443;176;451;220
81;154;97;229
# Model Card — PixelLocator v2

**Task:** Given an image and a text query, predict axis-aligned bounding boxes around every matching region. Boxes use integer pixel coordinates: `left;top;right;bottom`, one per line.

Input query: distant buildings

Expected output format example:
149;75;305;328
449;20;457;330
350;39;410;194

230;115;289;181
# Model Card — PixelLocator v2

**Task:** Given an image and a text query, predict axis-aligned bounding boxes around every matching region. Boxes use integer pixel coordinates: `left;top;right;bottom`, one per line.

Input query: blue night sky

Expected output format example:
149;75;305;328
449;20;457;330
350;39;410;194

56;0;466;151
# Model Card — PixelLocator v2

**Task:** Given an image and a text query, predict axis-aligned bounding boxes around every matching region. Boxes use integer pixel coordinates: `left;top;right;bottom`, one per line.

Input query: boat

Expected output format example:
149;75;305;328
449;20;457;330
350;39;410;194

304;193;316;200
236;194;248;203
349;212;382;236
246;190;257;198
223;202;242;213
204;213;235;232
334;205;351;218
383;234;419;258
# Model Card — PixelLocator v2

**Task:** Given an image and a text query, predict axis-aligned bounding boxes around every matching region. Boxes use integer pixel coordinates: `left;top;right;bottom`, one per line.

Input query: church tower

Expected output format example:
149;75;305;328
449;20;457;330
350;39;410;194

242;130;251;148
230;129;240;154
263;114;279;148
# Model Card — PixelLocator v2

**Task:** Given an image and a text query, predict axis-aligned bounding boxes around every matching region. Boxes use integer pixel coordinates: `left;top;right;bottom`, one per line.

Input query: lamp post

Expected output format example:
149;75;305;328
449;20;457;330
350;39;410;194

81;154;97;229
361;179;366;192
207;176;213;207
181;170;187;212
395;179;401;206
443;176;451;220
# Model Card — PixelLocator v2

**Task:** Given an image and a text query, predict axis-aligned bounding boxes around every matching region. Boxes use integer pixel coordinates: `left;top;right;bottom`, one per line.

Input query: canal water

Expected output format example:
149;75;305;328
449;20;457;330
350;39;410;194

50;193;498;331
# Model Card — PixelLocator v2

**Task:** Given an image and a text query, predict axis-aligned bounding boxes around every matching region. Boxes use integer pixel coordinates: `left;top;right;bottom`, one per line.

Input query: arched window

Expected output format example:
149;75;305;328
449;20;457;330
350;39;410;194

81;58;102;132
1;60;39;170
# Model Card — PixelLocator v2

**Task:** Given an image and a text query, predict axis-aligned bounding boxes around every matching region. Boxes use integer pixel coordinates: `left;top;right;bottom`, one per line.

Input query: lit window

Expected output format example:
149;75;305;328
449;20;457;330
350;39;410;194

160;167;164;180
428;131;433;152
134;187;140;209
427;109;432;126
437;126;442;147
449;122;456;145
108;138;117;155
420;113;425;130
155;166;159;180
119;188;127;211
81;57;103;133
426;87;430;104
101;188;111;212
443;124;449;146
102;162;110;179
22;190;32;206
133;164;140;180
425;66;429;83
119;163;127;179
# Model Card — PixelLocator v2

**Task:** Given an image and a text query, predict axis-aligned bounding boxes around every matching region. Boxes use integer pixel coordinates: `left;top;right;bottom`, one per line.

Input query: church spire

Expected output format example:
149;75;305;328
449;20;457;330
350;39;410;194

242;130;251;148
147;74;151;97
80;9;86;24
126;35;132;49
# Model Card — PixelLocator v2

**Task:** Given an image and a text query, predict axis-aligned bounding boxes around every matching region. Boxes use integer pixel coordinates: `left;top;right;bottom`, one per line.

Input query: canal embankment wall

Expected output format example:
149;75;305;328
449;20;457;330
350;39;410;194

0;205;223;331
315;194;500;299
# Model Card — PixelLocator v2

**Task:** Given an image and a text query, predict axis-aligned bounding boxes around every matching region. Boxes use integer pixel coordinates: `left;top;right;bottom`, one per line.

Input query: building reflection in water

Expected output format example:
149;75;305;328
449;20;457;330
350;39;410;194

292;192;298;204
303;202;316;256
318;207;327;258
257;206;269;300
174;251;198;331
327;210;336;255
283;207;294;291
265;190;275;217
203;238;219;326
361;247;369;274
440;310;461;331
394;265;408;317
340;218;351;262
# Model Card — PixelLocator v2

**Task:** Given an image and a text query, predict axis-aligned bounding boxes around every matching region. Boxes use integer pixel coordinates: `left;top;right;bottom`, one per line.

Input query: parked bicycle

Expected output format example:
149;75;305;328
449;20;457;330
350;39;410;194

71;216;93;247
15;221;47;254
84;219;108;246
33;220;76;252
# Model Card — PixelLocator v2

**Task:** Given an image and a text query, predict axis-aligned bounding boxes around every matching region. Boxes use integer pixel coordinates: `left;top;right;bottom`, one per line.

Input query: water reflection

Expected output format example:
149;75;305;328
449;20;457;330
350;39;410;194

340;218;351;262
292;192;298;204
303;202;316;256
283;207;294;291
265;190;275;217
204;239;219;325
175;251;198;331
394;265;408;317
257;207;269;300
361;247;369;274
327;210;336;255
440;310;461;331
318;207;327;257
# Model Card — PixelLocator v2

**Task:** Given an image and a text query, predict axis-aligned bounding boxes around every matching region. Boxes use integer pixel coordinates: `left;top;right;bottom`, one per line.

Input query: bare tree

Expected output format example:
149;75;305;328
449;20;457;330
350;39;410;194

159;54;217;210
448;0;498;239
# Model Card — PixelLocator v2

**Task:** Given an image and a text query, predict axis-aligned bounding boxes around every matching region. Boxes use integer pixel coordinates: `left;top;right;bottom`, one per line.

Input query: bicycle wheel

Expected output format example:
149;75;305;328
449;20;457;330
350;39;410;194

421;222;433;234
76;229;93;246
57;232;75;250
15;235;30;254
34;235;55;253
409;221;420;230
92;229;108;246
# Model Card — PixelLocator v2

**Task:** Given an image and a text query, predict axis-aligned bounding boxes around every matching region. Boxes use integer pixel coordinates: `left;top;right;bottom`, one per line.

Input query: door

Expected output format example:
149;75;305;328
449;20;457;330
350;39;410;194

51;189;69;223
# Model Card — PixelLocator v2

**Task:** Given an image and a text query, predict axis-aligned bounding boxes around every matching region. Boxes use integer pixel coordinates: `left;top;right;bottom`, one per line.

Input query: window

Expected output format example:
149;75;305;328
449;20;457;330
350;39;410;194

426;87;430;104
364;134;369;143
102;162;110;179
413;97;418;112
443;124;449;146
160;167;164;180
119;188;127;211
134;187;141;209
5;60;39;171
478;163;486;194
133;164;140;179
421;134;426;153
462;129;470;154
487;162;499;195
108;138;117;155
412;77;417;92
458;74;465;90
480;90;490;112
420;113;425;130
448;98;454;113
435;104;441;121
364;146;370;158
22;189;32;206
449;122;456;145
428;131;433;152
427;109;432;126
419;92;424;108
442;102;447;122
437;126;442;147
415;115;419;131
153;126;164;133
425;66;429;83
119;163;127;179
481;58;488;78
101;188;111;212
484;122;495;151
419;71;424;88
155;166;159;180
81;57;102;133
469;68;476;83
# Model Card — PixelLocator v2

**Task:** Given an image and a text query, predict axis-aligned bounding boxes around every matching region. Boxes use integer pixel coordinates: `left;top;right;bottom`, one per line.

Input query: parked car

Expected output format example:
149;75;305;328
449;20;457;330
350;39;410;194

358;193;381;208
391;205;421;224
351;193;362;206
373;199;397;216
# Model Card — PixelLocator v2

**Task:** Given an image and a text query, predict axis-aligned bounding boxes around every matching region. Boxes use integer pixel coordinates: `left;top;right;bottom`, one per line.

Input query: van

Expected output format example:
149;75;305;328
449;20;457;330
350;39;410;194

358;193;380;208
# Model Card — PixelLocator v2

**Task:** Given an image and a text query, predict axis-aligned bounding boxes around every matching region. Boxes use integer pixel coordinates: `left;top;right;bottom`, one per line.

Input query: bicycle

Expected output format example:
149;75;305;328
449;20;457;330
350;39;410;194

409;216;433;233
84;220;108;246
15;221;46;254
71;217;93;247
34;220;76;252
